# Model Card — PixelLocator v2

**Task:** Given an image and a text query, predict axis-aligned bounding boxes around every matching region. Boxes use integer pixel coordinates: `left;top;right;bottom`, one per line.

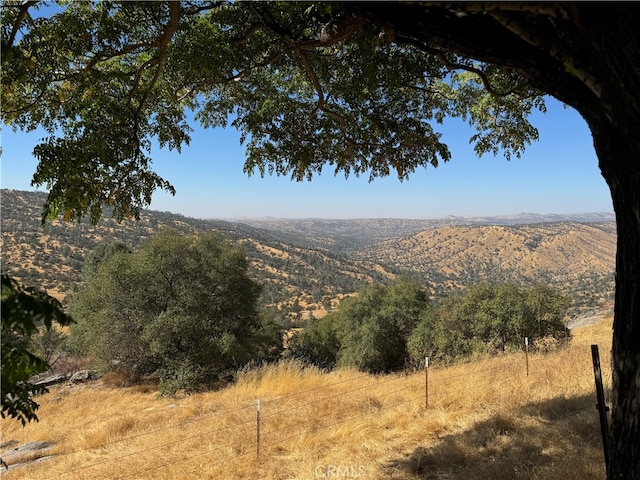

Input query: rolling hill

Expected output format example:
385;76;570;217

0;190;393;315
357;222;616;308
0;189;616;317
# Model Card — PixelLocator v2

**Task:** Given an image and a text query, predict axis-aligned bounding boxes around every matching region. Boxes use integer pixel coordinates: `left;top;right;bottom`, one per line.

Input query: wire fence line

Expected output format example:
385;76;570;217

115;435;254;480
41;400;257;466
261;395;424;454
35;401;258;479
259;371;375;407
260;375;422;440
260;370;414;422
39;415;256;480
18;371;422;479
13;347;578;480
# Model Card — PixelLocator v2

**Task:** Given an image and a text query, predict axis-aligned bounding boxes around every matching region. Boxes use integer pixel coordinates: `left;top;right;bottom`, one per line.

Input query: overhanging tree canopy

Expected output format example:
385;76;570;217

1;1;545;221
2;2;639;478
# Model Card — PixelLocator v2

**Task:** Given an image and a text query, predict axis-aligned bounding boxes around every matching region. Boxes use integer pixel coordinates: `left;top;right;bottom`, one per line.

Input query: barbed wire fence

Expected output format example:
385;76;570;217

5;339;610;480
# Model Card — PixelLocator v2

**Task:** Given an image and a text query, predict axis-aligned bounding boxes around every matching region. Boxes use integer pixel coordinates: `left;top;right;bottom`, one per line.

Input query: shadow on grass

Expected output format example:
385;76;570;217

383;394;606;479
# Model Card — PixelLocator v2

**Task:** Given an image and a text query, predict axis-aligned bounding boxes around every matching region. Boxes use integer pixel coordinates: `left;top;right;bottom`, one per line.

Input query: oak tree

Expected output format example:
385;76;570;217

67;229;281;393
2;2;639;476
291;277;429;373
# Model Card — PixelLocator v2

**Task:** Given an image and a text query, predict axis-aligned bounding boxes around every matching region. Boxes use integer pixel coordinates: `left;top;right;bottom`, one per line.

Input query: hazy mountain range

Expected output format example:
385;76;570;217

1;189;616;316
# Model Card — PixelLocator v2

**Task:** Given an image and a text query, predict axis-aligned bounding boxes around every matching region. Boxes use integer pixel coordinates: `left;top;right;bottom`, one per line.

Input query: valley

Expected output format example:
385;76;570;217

1;189;616;318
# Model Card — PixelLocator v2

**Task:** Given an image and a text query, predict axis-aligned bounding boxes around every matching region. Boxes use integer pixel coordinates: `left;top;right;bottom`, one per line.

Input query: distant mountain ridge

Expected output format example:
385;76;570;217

233;211;615;224
234;212;615;252
0;190;394;311
1;189;616;316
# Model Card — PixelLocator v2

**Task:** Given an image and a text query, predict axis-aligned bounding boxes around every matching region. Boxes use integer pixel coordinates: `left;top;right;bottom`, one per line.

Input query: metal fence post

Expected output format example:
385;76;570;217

425;357;429;409
591;344;610;469
525;337;529;376
256;399;261;464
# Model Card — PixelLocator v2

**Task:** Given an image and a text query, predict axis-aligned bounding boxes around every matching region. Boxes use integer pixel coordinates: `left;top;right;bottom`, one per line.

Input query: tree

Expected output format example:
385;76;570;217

407;282;571;364
485;283;527;352
336;284;406;373
407;298;478;364
524;283;572;340
67;229;281;393
2;2;639;476
1;274;73;425
295;277;429;373
456;282;570;353
289;312;341;369
80;241;132;280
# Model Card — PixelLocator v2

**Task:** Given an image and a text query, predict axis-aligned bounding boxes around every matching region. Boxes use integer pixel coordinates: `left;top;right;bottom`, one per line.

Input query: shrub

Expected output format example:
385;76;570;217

68;230;283;393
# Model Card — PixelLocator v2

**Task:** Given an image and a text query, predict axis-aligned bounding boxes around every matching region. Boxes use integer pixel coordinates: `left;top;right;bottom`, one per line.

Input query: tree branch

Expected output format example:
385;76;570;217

429;2;571;19
347;3;603;119
394;33;524;97
236;9;367;51
293;15;368;51
488;11;602;99
131;2;181;139
288;44;358;148
230;22;271;45
7;0;38;47
239;8;369;148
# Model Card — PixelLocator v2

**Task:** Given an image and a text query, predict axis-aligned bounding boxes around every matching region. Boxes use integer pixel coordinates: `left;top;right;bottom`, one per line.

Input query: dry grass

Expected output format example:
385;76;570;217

1;318;613;480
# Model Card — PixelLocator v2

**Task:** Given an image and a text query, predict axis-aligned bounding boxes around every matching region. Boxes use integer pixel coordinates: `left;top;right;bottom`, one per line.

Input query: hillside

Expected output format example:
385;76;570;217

358;222;616;309
0;317;613;479
238;212;615;253
0;190;393;314
1;189;616;315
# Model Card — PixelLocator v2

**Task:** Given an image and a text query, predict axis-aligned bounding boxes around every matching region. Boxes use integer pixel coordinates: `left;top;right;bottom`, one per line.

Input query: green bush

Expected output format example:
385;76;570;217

293;279;572;373
1;274;73;424
288;312;341;369
68;229;283;393
291;277;429;373
408;282;572;364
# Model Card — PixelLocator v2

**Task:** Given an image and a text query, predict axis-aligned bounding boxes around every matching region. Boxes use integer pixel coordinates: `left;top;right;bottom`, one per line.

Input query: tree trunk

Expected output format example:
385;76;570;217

590;119;640;480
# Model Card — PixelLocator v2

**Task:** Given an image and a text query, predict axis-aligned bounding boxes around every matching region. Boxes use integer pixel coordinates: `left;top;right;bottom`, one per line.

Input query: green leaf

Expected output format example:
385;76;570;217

1;274;73;425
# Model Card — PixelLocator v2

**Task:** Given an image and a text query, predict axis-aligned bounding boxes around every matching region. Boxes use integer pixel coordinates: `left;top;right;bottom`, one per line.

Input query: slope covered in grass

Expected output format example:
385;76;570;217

1;317;612;479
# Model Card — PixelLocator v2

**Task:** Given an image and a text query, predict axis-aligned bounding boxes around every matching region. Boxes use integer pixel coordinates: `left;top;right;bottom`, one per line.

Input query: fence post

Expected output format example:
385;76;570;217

256;399;261;464
524;337;529;376
425;357;429;409
590;345;610;469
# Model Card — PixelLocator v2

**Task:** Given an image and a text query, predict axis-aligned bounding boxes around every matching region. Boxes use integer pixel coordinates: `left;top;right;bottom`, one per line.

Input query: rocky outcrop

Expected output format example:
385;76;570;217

30;370;98;390
0;441;55;471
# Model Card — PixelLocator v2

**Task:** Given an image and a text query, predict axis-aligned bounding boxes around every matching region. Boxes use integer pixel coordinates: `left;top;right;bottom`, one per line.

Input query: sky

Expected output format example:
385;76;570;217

1;96;613;220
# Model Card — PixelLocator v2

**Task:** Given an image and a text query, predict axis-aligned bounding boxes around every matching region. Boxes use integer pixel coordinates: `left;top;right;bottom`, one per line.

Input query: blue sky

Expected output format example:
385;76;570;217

1;96;613;220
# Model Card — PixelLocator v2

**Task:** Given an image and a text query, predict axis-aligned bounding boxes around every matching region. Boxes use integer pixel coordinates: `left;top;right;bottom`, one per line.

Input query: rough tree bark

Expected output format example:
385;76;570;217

592;118;640;480
350;3;640;478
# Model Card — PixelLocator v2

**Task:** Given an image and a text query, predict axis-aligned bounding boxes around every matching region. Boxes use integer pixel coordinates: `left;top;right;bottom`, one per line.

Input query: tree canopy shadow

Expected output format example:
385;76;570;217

383;394;606;479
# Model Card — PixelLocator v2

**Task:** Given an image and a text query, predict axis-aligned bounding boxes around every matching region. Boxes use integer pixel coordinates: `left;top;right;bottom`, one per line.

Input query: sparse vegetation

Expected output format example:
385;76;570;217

361;223;616;313
0;190;616;319
0;190;392;313
0;317;613;479
0;189;615;455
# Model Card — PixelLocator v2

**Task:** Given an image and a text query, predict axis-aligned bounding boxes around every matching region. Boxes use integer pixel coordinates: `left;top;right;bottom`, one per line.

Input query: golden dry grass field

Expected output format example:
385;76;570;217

1;318;612;480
